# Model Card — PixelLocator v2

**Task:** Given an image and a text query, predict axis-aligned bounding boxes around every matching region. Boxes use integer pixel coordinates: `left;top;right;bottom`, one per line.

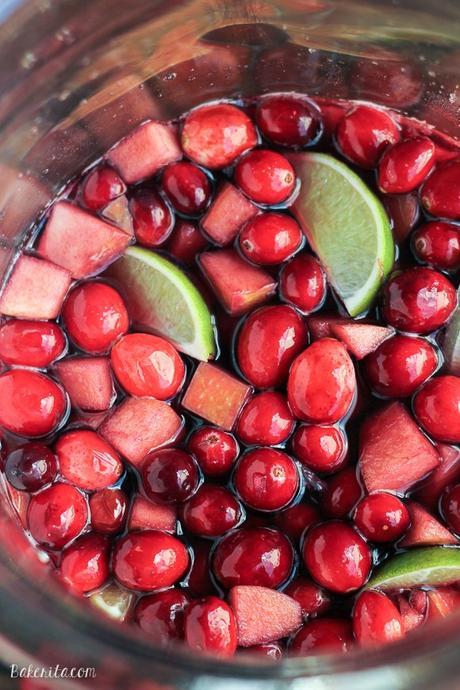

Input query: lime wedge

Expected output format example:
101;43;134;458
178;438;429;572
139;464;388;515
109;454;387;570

107;246;216;361
367;546;460;591
442;295;460;375
288;152;394;316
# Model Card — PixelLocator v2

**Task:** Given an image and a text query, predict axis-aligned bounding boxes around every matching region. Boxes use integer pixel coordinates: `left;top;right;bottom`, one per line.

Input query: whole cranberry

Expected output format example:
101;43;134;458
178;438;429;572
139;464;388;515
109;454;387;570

274;502;320;543
167;219;208;265
113;531;189;591
421;160;460;220
142;448;200;504
412;221;460;272
364;335;438;398
60;533;110;594
236;391;295;446
234;448;299;511
322;467;363;518
134;590;190;644
414;375;460;443
285;577;331;619
441;484;460;534
289;618;353;655
303;521;372;593
213;527;293;589
56;430;123;492
81;166;126;210
279;253;326;314
181;485;242;537
378;137;435;194
184;596;237;656
236;305;307;389
382;193;420;245
187;427;239;477
239;213;302;265
256;95;321;148
62;282;129;354
187;540;215;597
291;424;347;474
381;267;456;334
27;483;88;548
130;187;174;247
353;590;404;646
335;105;400;168
354;493;410;542
5;443;57;492
234;149;296;205
89;488;127;534
162;162;212;216
246;643;283;660
0;320;66;368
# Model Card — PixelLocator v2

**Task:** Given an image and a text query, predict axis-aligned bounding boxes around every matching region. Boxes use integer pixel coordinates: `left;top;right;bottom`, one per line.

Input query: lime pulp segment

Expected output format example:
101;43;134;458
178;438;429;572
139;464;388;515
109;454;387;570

367;546;460;591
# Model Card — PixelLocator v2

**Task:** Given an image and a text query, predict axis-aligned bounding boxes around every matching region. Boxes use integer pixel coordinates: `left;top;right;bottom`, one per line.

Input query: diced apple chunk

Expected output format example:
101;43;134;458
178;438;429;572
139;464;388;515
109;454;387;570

201;182;259;246
128;495;177;533
54;357;114;411
101;195;134;236
330;322;394;360
400;501;458;547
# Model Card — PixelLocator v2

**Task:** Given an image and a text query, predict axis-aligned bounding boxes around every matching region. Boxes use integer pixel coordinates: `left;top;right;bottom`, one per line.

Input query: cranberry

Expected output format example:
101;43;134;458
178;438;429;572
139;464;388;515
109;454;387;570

162;162;212;216
236;305;307;389
441;484;460;534
213;527;293;589
130;188;174;247
364;335;438;398
111;333;185;400
421;160;460;220
378;137;435;194
62;281;129;354
247;643;283;660
81;166;126;210
60;533;110;594
0;369;67;437
187;540;215;597
322;467;363;518
181;485;242;537
27;483;88;548
285;577;331;619
412;221;460;272
382;193;420;244
187;427;239;478
234;448;299;511
382;267;456;334
239;213;302;265
291;424;347;474
288;338;356;424
167;219;208;265
354;493;410;543
414;375;460;443
236;391;295;446
335;105;400;168
56;430;123;492
89;487;127;534
181;103;257;169
279;253;326;314
274;502;320;543
234;149;296;205
353;590;404;646
184;596;237;656
256;95;321;148
142;448;200;504
289;619;353;655
113;531;189;591
5;443;57;492
135;590;190;644
0;320;66;367
303;521;372;593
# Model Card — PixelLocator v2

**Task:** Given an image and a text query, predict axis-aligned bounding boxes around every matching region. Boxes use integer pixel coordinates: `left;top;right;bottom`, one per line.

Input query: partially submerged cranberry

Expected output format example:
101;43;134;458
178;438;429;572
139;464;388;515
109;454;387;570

27;483;88;549
234;447;299;511
335;105;400;168
234;149;296;205
187;427;239;477
162;161;212;216
184;596;237;656
81;166;126;210
412;221;460;271
5;443;58;492
135;590;190;645
130;187;174;247
256;94;322;147
142;448;200;504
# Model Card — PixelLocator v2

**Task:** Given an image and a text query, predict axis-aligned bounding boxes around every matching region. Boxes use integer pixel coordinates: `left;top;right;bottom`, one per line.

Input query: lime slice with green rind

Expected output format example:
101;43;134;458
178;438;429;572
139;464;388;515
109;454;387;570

442;295;460;375
289;152;394;316
107;246;216;361
367;546;460;591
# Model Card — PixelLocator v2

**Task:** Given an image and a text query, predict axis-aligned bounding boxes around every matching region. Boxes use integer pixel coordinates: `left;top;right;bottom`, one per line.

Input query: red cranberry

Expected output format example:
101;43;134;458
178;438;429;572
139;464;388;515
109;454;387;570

213;527;293;589
184;596;237;656
181;103;257;169
322;467;363;518
130;188;174;247
27;483;88;548
187;540;215;597
280;253;326;314
60;533;110;594
382;193;420;244
56;430;123;492
441;484;460;534
167;219;208;265
234;150;296;205
291;424;347;474
234;448;299;511
89;488;127;534
135;590;190;644
285;577;331;619
289;618;353;655
187;427;239;478
412;221;460;272
354;493;410;543
81;166;126;210
142;448;200;504
113;531;189;591
246;643;283;660
364;335;438;398
62;282;129;354
236;391;295;446
237;305;307;389
181;485;242;537
0;369;67;437
378;137;435;194
162;162;212;216
0;320;66;367
414;375;460;443
382;267;456;334
256;95;321;148
335;105;400;168
303;521;371;593
5;443;57;492
239;213;302;265
274;502;320;543
421;160;460;220
353;590;404;646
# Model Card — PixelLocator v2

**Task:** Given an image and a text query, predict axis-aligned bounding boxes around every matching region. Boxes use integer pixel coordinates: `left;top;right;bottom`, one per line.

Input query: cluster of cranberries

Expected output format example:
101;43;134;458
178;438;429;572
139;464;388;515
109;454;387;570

1;93;460;659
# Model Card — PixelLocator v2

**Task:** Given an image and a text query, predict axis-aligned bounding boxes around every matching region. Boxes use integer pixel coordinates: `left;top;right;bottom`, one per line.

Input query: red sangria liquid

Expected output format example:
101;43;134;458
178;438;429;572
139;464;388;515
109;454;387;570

0;93;460;658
